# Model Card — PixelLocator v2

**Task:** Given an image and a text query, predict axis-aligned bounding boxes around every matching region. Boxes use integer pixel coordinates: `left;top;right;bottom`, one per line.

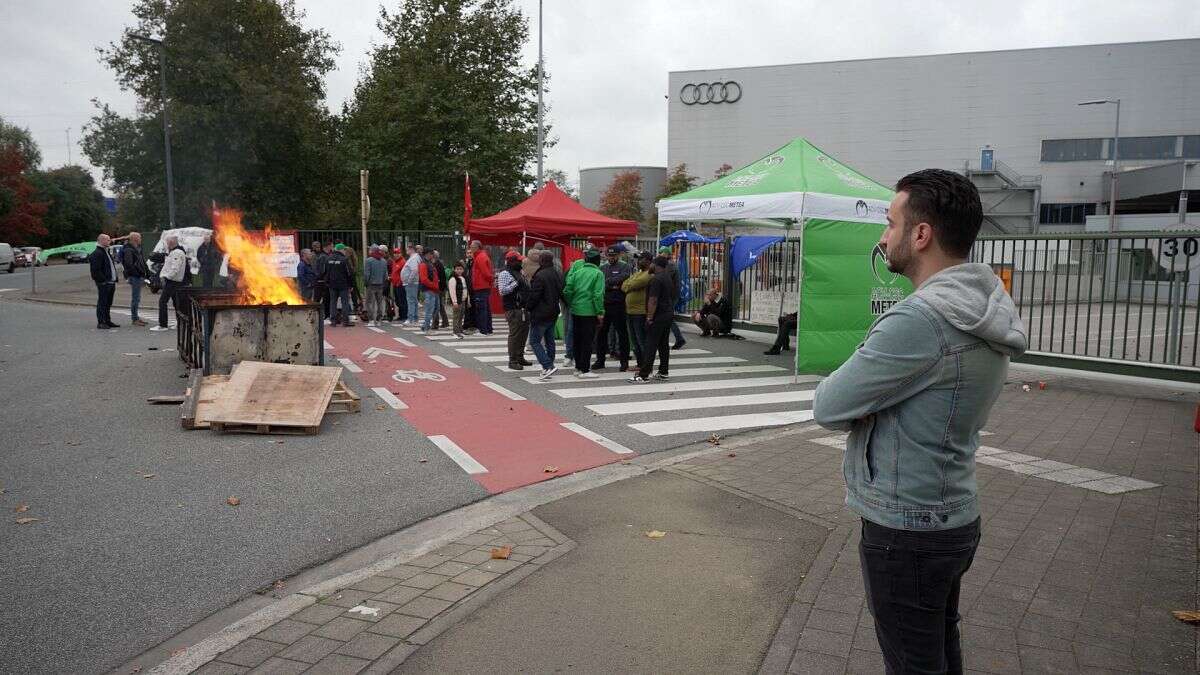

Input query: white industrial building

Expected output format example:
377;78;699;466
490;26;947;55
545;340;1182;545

667;39;1200;234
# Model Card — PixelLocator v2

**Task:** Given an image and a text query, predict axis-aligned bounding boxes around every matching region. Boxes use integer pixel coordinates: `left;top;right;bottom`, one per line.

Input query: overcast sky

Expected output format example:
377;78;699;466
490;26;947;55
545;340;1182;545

3;0;1198;196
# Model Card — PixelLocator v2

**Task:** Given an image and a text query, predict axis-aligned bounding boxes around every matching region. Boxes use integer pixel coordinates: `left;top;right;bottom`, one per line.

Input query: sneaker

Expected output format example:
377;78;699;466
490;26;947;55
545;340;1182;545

590;362;606;371
455;332;464;339
324;319;333;325
652;372;669;381
96;323;112;330
150;326;169;332
575;371;600;379
671;340;687;350
627;375;649;383
132;319;148;327
540;365;559;380
508;362;524;370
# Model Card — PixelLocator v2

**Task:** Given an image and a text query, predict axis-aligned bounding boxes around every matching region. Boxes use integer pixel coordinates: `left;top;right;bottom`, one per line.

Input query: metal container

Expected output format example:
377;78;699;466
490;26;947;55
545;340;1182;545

175;288;324;375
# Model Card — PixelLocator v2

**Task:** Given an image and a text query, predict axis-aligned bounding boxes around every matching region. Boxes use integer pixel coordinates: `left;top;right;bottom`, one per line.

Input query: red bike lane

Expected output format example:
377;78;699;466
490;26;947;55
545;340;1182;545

324;328;633;494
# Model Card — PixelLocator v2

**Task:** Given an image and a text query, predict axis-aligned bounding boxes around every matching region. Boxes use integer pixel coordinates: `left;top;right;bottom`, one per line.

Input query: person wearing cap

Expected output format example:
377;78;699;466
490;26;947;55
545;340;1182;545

497;250;533;368
630;255;676;382
592;244;632;371
562;248;605;378
622;251;653;364
657;245;687;350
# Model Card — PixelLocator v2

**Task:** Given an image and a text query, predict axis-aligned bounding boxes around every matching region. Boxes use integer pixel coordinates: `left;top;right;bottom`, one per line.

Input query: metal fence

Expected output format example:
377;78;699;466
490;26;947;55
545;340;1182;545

971;232;1200;370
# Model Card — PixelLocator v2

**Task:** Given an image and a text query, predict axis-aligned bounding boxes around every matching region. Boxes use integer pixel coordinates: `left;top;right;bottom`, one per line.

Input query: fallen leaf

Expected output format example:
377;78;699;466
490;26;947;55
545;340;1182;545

708;434;722;445
15;517;39;525
226;496;241;506
141;474;156;479
491;545;512;559
727;452;737;458
273;580;286;590
15;503;28;513
543;465;558;473
645;530;667;539
376;404;387;411
1173;610;1200;624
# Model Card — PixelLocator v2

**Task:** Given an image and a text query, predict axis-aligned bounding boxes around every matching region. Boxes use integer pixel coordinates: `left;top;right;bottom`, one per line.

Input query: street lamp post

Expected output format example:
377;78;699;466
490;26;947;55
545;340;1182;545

535;0;544;191
1078;98;1121;232
132;33;177;229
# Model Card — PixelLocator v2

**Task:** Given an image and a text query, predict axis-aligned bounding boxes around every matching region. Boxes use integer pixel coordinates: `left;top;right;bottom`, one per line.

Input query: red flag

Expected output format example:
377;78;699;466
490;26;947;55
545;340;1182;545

463;172;473;229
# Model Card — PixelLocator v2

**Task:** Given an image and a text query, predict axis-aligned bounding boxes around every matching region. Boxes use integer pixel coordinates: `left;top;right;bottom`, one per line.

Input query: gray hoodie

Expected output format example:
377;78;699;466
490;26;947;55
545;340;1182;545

813;263;1027;531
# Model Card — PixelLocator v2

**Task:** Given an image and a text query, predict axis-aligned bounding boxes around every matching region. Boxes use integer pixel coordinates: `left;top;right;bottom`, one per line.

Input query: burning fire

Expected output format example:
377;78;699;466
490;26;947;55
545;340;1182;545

212;208;305;306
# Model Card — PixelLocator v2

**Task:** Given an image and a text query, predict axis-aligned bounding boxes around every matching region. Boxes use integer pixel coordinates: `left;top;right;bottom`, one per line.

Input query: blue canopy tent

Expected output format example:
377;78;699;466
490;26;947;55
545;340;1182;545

729;234;789;324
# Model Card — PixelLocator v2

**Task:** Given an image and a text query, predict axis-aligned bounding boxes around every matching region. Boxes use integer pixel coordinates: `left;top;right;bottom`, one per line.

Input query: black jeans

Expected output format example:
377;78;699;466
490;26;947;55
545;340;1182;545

158;279;182;328
95;282;115;325
593;302;629;367
638;316;672;378
571;314;598;373
472;290;493;334
859;517;981;675
770;312;798;351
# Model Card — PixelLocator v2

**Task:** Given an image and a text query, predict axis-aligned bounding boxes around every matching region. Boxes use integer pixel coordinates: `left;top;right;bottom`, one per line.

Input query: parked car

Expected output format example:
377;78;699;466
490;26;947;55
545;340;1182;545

0;243;14;273
65;251;89;264
15;247;44;267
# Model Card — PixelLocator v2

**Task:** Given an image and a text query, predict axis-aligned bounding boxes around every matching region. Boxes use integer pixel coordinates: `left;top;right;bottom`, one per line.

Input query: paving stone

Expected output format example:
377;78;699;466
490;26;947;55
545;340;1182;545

196;662;250;674
312;617;372;641
495;519;533;533
372;585;424;606
396;572;446;590
845;648;886;675
1072;642;1136;671
510;544;550;557
347;575;398;594
278;635;345;665
451;548;493;565
246;657;310;675
963;646;1022;674
406;553;451;568
254;619;316;645
424;581;476;603
453;533;495;546
476;558;523;574
335;632;400;660
427;561;474;577
341;599;401;623
375;564;424;580
805;608;858;635
396;595;453;619
291;604;345;626
787;648;847;674
304;653;369;675
1017;645;1077;673
319;589;376;609
368;612;427;639
217;639;286;668
430;542;474;557
451;569;501;587
796;627;853;658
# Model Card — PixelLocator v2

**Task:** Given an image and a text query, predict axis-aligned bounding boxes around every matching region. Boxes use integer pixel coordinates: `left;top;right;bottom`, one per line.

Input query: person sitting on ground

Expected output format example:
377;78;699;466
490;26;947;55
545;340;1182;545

764;312;798;355
693;287;734;337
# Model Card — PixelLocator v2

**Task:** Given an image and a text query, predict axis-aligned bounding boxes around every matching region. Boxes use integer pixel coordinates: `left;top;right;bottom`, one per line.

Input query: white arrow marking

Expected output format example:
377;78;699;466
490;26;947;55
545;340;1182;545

362;347;407;360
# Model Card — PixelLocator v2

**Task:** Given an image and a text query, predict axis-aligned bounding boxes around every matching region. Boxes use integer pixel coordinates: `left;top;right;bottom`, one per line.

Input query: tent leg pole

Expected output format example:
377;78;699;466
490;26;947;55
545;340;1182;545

656;214;661;243
522;231;527;255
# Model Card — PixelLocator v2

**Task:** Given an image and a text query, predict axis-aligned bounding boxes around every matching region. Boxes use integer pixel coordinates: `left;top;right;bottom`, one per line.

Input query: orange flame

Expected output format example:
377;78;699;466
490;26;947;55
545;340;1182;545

212;209;305;305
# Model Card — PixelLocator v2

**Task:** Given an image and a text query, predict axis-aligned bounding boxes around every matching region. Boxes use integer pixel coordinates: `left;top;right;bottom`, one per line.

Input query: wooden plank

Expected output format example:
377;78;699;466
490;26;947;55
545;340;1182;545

205;361;341;428
326;381;361;414
180;369;204;429
210;421;321;435
191;375;231;430
149;395;188;405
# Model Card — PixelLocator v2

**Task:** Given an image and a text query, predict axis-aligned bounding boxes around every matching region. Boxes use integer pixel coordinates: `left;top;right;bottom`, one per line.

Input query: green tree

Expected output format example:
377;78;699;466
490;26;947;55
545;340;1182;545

598;170;643;224
713;163;733;181
82;0;340;230
544;168;576;200
31;166;110;247
343;0;544;230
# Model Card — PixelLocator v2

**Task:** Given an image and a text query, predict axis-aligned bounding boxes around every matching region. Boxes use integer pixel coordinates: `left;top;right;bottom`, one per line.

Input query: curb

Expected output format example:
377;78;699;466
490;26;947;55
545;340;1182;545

142;424;806;674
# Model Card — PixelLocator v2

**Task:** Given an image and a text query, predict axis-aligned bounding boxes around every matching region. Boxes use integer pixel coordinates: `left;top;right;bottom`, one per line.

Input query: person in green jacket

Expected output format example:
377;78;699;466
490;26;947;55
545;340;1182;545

562;248;605;378
621;251;653;365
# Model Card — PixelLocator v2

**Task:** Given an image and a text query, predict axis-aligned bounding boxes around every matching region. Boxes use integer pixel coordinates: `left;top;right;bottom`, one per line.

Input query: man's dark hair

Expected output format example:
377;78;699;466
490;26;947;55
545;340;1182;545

894;169;982;258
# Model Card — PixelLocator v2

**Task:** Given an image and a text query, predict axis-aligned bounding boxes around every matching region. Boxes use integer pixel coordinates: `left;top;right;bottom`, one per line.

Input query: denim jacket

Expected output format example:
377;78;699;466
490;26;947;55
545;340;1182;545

813;263;1027;531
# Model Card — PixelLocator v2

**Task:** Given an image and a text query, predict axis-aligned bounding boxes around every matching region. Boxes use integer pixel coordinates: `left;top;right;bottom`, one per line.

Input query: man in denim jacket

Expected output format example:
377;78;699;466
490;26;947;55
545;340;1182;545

814;169;1027;673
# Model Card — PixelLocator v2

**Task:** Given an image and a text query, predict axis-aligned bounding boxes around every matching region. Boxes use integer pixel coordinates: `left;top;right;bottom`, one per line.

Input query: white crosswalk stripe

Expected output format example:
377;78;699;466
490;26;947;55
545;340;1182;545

548;375;818;398
506;364;786;380
585;389;816;415
426;333;508;341
630;410;816;436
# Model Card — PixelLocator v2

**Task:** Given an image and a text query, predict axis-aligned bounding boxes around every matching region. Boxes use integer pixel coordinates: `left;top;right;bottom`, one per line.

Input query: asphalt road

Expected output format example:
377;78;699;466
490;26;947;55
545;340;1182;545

0;298;488;674
0;259;88;291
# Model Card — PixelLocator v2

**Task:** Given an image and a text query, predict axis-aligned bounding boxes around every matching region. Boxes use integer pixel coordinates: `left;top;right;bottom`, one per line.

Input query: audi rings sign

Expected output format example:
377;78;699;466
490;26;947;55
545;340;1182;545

680;81;742;105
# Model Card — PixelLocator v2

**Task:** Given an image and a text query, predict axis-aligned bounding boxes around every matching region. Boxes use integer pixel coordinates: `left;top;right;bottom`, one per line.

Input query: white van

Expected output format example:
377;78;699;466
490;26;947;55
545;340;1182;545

0;243;15;273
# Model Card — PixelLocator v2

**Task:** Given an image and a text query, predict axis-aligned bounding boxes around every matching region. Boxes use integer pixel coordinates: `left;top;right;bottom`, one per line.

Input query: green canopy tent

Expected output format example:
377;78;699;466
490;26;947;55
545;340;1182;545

37;241;97;263
657;137;911;375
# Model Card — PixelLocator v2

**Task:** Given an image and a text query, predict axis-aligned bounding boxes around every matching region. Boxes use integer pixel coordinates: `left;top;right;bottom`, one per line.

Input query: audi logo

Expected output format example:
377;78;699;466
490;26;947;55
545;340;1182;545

680;81;742;105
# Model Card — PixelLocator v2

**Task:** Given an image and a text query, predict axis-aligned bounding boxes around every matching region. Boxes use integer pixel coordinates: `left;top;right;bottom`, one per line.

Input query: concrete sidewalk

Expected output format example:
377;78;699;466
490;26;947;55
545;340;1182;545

136;373;1197;674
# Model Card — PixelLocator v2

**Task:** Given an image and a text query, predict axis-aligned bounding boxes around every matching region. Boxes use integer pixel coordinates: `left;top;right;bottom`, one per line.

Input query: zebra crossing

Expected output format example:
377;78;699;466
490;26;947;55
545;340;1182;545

400;316;822;441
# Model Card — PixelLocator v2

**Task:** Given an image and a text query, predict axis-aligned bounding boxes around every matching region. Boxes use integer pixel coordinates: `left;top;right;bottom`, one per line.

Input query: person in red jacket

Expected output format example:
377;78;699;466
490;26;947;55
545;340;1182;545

418;249;441;332
388;248;407;324
468;239;495;335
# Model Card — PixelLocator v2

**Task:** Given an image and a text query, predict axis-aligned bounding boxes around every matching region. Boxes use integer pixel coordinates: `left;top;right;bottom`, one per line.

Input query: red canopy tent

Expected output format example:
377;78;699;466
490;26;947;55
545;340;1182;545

465;181;638;249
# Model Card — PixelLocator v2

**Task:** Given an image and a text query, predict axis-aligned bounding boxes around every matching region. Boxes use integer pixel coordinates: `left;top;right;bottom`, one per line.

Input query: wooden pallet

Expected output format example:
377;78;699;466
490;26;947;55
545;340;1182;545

209;420;320;435
326;381;361;414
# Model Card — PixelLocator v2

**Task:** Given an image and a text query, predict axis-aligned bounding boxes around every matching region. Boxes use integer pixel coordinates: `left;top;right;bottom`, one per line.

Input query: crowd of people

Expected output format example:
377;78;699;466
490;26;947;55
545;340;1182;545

291;238;755;383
